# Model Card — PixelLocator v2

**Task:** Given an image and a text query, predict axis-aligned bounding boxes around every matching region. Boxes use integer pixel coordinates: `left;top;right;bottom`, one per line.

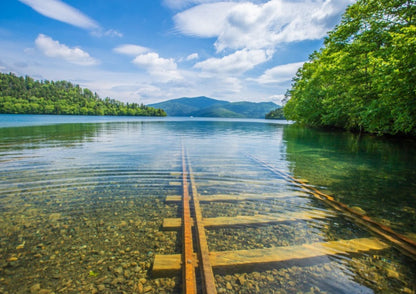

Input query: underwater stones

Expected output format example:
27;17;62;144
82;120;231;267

48;213;61;222
30;283;41;293
113;266;123;276
30;284;54;294
351;206;366;215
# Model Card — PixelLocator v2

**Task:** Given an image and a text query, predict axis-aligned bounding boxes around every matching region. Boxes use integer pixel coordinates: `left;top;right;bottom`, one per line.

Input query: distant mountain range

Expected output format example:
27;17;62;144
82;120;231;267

149;96;279;118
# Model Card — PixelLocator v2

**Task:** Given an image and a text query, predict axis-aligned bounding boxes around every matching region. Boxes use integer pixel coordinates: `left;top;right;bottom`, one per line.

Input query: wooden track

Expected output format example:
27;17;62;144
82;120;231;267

181;147;196;294
153;151;416;293
187;154;217;294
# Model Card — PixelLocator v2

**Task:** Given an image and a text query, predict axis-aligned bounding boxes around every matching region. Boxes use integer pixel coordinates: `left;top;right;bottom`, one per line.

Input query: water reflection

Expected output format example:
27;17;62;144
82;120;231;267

283;125;416;235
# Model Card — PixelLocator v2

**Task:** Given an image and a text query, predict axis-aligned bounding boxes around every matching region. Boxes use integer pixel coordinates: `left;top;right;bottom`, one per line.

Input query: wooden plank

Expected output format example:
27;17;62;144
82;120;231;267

153;237;389;274
166;191;307;203
169;181;182;186
166;195;182;202
194;179;286;186
181;147;197;294
187;154;217;294
211;237;389;268
153;254;182;274
162;210;333;230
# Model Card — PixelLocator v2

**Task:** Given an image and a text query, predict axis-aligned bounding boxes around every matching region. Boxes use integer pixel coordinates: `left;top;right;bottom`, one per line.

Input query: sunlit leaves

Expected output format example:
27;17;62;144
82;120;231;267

284;0;416;136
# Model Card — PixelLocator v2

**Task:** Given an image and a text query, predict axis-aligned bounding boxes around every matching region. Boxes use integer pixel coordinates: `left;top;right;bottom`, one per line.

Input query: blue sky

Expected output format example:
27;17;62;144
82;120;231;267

0;0;355;105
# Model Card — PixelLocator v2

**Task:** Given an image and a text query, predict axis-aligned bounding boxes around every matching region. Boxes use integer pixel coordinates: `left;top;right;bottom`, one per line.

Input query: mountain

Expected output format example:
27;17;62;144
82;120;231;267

149;97;278;118
149;96;228;117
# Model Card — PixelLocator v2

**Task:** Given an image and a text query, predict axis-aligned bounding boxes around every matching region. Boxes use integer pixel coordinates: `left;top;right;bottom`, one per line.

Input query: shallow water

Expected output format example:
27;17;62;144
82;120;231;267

0;115;415;293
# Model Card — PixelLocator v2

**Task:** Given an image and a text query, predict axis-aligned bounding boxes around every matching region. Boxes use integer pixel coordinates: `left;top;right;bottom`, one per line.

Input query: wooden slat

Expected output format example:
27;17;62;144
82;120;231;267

166;195;182;202
166;191;307;203
152;237;389;274
162;210;333;230
212;237;389;268
169;181;182;186
153;254;182;274
194;179;286;186
187;154;217;294
181;147;197;294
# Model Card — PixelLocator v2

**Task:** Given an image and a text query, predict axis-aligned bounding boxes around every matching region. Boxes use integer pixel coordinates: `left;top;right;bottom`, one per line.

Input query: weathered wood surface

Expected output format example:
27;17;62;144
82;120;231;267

162;209;333;230
181;147;197;294
165;191;307;203
153;237;389;275
187;156;217;294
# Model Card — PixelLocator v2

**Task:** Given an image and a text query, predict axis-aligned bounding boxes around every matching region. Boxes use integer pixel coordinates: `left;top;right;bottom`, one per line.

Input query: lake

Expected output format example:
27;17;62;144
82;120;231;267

0;114;415;293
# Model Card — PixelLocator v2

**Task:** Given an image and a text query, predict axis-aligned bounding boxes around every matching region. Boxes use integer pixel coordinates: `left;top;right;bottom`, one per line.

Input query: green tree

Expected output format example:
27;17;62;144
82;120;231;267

284;0;416;136
0;73;167;117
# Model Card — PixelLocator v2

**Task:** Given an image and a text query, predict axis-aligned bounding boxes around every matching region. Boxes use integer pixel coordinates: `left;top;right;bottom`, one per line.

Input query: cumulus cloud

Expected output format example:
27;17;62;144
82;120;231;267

174;0;355;52
254;61;304;84
35;34;99;66
267;94;285;104
174;2;237;37
132;52;182;82
114;44;150;56
186;53;199;61
19;0;99;30
194;49;273;74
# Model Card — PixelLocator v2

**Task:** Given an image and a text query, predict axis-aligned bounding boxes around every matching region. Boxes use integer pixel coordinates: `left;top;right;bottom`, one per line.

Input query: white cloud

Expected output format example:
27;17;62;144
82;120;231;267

174;2;237;37
174;0;355;52
254;61;304;84
268;94;285;104
133;53;177;70
186;53;199;61
103;29;123;38
132;52;182;82
194;49;273;74
114;44;150;56
19;0;99;30
35;34;99;66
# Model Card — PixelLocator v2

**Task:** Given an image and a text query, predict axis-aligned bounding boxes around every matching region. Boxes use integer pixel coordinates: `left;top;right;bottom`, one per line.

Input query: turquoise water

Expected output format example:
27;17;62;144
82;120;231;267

0;114;415;293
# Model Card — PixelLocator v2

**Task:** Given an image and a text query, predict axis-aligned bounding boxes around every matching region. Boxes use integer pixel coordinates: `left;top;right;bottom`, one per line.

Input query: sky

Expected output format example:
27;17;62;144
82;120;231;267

0;0;356;105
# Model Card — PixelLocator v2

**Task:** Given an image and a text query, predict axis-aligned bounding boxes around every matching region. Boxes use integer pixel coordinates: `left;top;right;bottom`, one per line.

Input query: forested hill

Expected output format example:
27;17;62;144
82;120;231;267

284;0;416;136
149;97;278;118
0;73;166;116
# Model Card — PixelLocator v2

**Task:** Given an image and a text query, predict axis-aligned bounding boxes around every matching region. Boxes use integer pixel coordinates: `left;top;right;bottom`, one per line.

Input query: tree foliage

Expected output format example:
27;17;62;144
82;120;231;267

0;73;166;117
265;107;285;119
284;0;416;136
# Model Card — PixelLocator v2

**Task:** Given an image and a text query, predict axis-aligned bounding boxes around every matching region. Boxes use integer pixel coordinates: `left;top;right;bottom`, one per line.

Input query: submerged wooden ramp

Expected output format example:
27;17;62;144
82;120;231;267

153;237;389;274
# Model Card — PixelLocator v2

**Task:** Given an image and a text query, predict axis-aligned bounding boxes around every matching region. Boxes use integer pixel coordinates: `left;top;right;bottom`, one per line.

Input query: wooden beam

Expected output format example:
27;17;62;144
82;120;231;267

181;147;197;294
165;191;307;203
162;209;333;230
193;179;286;186
211;237;389;268
187;154;217;294
152;237;389;275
